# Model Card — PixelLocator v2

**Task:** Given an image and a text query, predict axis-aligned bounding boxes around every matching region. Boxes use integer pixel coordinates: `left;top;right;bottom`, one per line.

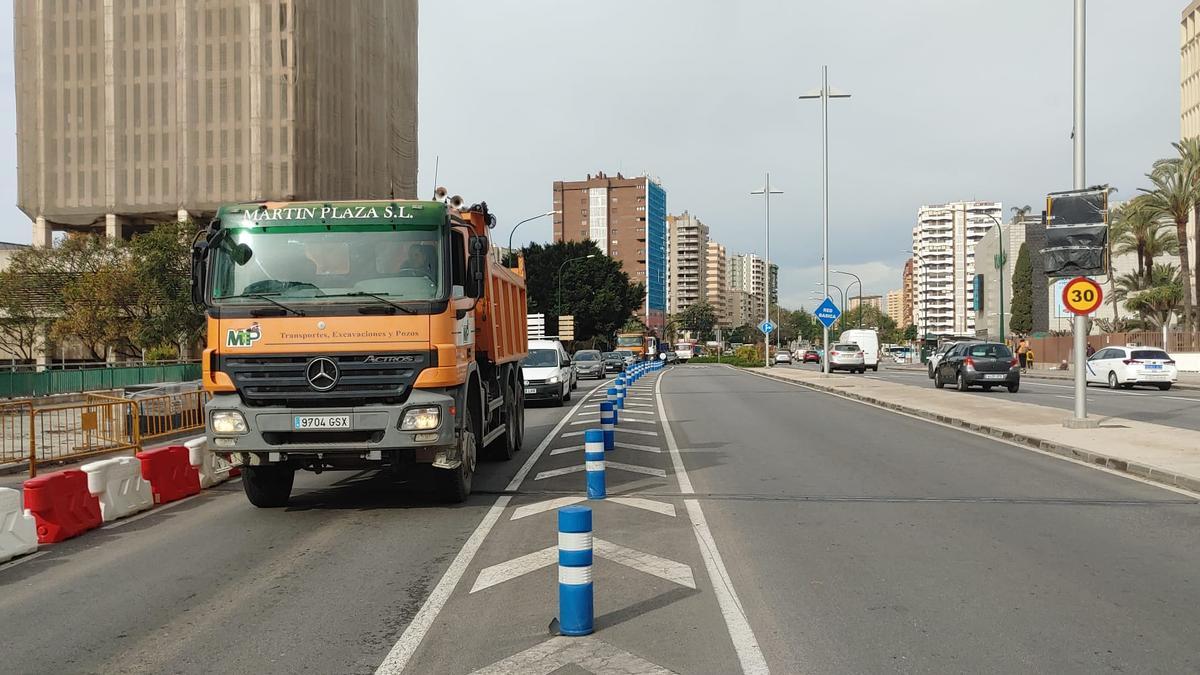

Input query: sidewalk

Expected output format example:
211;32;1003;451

750;367;1200;494
888;362;1200;390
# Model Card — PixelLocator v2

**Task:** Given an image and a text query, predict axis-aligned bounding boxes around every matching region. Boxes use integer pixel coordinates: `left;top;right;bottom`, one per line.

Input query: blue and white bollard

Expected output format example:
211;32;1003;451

558;505;594;636
585;429;606;499
615;377;626;409
607;387;618;408
599;402;616;450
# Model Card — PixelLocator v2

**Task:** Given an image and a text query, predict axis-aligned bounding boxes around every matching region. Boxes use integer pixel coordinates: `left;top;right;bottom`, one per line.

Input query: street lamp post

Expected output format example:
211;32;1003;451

800;66;851;375
978;212;1006;345
1066;0;1093;428
752;174;783;368
507;211;556;264
831;270;862;328
557;255;597;318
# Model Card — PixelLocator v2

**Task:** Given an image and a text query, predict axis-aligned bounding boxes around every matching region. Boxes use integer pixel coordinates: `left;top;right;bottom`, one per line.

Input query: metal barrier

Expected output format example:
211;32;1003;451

0;363;202;399
0;400;33;467
129;390;207;442
29;399;139;477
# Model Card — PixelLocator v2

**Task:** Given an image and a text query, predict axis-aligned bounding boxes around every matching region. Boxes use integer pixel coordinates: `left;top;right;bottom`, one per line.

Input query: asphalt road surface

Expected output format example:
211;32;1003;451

5;366;1199;673
783;361;1200;432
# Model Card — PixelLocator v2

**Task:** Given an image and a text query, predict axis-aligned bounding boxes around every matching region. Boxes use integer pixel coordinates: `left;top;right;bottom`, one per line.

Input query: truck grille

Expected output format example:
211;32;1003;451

220;352;434;407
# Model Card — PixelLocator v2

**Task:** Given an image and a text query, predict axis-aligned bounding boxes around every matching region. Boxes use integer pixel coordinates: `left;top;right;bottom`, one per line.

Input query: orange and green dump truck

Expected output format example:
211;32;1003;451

190;199;528;506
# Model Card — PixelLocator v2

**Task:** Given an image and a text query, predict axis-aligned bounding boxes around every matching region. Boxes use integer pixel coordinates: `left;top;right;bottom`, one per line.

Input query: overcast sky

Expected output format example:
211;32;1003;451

0;1;1183;312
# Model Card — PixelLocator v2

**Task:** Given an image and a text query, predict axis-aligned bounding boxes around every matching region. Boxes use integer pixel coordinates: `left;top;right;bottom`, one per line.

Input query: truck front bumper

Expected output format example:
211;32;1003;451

205;389;457;460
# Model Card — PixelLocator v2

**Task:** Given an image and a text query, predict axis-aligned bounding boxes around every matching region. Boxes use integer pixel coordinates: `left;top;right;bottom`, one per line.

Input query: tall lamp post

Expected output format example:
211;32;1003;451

1066;0;1093;427
752;174;783;368
800;66;851;376
507;211;556;264
831;270;862;328
978;212;1006;345
557;255;597;318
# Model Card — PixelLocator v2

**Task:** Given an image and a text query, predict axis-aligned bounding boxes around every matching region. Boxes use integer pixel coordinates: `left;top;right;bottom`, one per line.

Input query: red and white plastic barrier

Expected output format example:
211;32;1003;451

136;445;202;505
82;456;154;522
23;469;103;544
0;487;37;562
186;437;238;488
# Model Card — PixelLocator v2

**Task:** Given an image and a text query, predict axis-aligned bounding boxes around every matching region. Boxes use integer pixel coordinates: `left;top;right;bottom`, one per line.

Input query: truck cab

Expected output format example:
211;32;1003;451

191;199;527;506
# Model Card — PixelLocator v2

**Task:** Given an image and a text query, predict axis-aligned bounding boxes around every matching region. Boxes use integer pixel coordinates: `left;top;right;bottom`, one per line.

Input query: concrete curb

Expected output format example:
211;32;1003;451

748;367;1200;496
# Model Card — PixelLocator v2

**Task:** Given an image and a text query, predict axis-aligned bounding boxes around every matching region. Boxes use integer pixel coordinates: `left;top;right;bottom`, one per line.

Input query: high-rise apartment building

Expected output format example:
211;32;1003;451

15;0;419;245
553;172;668;330
911;201;1003;336
704;241;731;327
666;212;709;315
901;258;914;329
1183;3;1200;283
728;253;776;329
885;289;905;327
849;295;883;312
729;289;763;330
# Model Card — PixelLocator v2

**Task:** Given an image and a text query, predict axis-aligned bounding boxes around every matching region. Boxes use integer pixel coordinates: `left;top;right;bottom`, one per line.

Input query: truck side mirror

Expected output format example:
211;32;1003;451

190;242;207;305
465;235;488;298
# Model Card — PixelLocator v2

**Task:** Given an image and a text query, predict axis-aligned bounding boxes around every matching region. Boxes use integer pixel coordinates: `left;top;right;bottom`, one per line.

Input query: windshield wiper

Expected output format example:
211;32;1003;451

226;293;307;317
338;292;417;315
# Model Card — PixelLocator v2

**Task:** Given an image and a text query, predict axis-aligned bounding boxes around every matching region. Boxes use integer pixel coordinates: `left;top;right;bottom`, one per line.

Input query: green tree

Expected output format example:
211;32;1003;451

727;323;757;345
902;324;918;341
1142;159;1198;330
0;263;51;361
1009;243;1033;335
521;240;644;343
1123;263;1183;329
834;304;896;340
126;221;205;353
677;301;717;340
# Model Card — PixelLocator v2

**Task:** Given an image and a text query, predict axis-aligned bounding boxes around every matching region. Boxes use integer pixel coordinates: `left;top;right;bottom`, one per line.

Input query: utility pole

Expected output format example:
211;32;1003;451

800;66;851;375
1066;0;1096;429
752;174;782;368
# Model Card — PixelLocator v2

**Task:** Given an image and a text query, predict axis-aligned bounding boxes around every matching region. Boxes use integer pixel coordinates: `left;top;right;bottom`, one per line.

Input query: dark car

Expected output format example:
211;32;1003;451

602;352;625;372
934;341;1020;393
802;350;820;364
572;349;606;379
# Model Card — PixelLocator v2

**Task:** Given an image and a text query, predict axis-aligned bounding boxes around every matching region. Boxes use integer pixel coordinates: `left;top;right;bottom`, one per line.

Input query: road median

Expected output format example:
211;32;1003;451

748;367;1200;495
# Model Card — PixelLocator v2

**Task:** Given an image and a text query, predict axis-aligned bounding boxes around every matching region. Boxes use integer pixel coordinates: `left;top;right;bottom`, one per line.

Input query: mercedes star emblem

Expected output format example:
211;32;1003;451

305;357;339;391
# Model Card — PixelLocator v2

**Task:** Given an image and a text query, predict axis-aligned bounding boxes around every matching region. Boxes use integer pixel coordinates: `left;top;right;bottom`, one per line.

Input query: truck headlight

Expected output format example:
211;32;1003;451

546;375;560;384
401;406;441;431
211;410;248;434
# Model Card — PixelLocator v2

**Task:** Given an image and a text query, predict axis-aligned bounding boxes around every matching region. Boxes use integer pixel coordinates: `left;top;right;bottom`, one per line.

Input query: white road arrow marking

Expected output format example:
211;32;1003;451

615;441;661;453
469;538;693;595
469;545;556;593
534;462;667;480
549;444;586;456
563;427;659;438
510;495;586;520
470;636;677;675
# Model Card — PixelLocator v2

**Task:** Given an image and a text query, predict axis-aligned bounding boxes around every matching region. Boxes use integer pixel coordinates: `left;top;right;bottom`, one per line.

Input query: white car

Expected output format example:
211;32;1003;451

839;329;880;372
522;339;575;405
1085;346;1177;390
825;342;866;373
774;351;792;364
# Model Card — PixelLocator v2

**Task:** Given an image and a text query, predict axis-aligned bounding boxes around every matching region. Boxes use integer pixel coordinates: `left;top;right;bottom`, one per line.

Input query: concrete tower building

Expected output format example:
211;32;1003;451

911;201;1003;336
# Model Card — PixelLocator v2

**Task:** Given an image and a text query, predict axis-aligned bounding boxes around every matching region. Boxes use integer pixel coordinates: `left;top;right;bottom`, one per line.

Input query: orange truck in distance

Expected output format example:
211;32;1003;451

190;198;528;506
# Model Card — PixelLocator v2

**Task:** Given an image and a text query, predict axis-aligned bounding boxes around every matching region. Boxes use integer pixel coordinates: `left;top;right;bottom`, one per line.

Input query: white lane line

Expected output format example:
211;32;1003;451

0;549;49;572
608;496;676;517
1164;395;1200;403
614;417;658;425
534;462;667;480
549;445;586;456
375;379;607;675
469;545;557;593
655;372;770;674
510;496;586;520
615;441;662;453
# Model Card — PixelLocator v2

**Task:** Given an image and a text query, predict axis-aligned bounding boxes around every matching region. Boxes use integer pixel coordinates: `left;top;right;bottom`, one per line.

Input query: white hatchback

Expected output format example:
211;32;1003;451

1085;346;1177;390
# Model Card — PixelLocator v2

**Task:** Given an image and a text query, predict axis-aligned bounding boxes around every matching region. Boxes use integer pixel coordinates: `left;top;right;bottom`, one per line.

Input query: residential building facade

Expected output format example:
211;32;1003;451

666;211;709;315
704;241;731;327
1183;2;1200;291
901;258;914;328
553;171;668;330
885;289;905;327
849;295;883;312
911;201;1003;337
15;0;419;245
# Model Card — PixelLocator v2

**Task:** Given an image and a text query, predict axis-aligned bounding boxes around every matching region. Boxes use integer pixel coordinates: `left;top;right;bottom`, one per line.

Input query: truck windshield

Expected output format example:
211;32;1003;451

209;226;445;304
617;336;642;347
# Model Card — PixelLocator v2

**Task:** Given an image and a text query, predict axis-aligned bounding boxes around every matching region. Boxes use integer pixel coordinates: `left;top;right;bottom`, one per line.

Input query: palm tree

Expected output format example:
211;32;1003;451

1141;162;1197;330
1152;137;1200;316
1111;195;1177;283
1123;263;1183;330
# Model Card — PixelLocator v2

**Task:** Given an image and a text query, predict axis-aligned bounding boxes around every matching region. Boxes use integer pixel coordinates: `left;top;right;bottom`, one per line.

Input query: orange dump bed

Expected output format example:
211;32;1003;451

458;209;528;365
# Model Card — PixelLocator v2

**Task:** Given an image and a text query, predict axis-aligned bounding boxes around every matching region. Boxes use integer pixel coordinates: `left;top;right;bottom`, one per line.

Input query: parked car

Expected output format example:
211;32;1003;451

934;341;1020;393
1085;345;1177;390
572;349;607;380
602;351;625;372
522;339;575;405
839;329;880;372
774;351;792;364
825;342;866;373
802;349;821;364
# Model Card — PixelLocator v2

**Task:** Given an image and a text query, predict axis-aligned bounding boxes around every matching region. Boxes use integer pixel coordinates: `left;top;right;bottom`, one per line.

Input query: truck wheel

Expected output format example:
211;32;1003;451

242;465;294;508
513;385;525;451
439;406;475;503
488;384;517;461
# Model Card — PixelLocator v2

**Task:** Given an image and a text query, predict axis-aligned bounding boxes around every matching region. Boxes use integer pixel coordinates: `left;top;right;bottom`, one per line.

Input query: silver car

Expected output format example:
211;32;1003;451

826;342;866;373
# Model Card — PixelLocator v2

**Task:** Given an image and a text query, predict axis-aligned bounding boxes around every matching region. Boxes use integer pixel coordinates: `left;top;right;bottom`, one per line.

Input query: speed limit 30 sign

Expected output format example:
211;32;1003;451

1062;276;1103;315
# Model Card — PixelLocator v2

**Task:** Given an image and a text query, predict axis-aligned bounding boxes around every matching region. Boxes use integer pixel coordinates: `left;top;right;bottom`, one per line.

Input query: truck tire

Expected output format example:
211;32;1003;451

513;390;525;452
242;465;294;508
488;383;517;461
439;405;475;503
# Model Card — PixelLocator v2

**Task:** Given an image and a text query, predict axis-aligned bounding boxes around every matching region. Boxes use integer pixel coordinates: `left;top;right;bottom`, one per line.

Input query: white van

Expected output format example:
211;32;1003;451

839;329;881;371
522;339;575;406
